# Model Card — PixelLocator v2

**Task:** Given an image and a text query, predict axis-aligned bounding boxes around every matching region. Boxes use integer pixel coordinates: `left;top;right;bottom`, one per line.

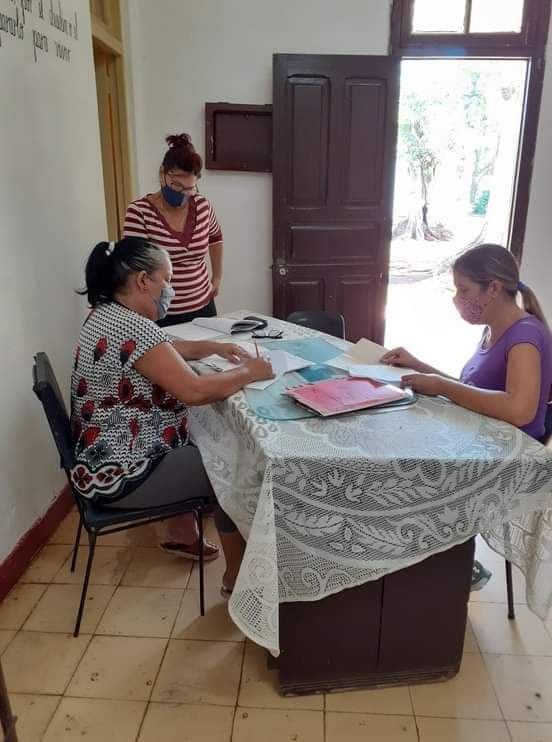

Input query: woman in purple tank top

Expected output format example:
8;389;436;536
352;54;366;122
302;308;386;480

381;244;552;590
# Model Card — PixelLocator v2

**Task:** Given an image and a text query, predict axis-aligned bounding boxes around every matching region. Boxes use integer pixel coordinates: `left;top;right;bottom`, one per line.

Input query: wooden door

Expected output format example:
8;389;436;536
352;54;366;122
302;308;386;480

94;45;126;240
272;54;399;342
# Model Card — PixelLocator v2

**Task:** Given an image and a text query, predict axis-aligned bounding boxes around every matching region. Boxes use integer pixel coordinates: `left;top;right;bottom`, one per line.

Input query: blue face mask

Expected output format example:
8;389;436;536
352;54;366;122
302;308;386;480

161;184;189;209
154;286;176;320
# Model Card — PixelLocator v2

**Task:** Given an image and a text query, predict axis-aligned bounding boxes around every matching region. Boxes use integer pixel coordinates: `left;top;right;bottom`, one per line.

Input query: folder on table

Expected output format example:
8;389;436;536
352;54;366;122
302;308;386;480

284;377;412;417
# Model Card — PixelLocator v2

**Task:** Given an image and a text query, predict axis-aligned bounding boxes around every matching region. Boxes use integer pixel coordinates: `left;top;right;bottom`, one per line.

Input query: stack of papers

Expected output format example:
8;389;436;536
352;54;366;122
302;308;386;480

199;344;314;390
326;338;416;383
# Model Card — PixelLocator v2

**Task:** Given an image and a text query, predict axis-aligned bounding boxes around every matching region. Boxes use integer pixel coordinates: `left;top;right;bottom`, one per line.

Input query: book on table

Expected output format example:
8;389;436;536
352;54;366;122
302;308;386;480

191;317;266;335
284;377;412;417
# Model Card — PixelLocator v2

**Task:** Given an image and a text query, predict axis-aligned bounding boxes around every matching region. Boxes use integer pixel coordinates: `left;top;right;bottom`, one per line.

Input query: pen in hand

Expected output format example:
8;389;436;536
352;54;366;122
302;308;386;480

254;341;259;359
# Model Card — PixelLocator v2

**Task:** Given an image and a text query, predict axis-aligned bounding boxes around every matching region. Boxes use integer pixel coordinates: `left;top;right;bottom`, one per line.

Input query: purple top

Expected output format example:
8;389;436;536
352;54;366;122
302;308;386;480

461;315;552;440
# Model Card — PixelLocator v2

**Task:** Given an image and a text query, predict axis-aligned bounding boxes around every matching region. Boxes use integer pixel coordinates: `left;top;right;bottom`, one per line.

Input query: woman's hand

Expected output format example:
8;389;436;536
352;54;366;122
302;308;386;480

211;277;221;298
243;356;274;382
380;347;425;371
401;373;445;396
215;343;250;364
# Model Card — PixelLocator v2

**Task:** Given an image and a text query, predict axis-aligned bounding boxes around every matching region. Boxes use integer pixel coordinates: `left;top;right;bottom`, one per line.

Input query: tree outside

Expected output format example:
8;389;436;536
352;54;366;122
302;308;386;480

386;59;528;374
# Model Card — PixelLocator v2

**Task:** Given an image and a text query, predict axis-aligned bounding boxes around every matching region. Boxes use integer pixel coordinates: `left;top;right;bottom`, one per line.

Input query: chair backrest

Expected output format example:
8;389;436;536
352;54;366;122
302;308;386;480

286;310;346;339
540;403;552;445
32;352;76;471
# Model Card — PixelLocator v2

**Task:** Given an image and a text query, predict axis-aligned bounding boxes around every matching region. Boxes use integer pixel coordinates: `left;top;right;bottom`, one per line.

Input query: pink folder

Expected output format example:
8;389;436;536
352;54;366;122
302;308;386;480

285;377;409;417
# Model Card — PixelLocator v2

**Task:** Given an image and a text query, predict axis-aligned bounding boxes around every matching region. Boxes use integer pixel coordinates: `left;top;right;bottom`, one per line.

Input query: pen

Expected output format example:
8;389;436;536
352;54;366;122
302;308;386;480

254;341;259;358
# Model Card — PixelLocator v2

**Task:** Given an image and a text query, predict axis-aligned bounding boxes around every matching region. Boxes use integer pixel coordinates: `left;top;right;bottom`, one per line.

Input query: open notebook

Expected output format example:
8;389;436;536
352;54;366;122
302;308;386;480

285;377;412;417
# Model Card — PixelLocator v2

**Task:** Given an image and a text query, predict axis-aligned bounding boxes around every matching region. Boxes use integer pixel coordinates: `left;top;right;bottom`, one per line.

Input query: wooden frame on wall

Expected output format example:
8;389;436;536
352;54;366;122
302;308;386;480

90;0;133;239
205;103;273;173
390;0;552;263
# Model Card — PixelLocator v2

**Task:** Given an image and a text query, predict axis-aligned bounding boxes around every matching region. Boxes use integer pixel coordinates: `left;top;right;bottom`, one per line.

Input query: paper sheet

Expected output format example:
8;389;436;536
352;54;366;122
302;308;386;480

169;323;223;341
347;364;417;383
246;350;313;390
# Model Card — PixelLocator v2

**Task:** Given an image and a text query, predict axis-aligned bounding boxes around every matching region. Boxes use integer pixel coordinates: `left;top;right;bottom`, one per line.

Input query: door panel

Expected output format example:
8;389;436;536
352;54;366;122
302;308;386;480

273;54;399;342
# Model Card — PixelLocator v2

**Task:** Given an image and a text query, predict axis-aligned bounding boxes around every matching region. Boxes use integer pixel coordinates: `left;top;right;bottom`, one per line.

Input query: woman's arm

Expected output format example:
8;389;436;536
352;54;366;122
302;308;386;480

403;343;541;427
171;339;247;362
209;241;223;297
134;341;272;406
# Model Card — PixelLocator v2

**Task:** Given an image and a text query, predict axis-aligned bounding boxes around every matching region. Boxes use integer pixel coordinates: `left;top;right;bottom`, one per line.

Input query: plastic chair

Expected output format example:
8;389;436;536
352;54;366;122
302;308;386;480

32;352;210;637
504;403;552;620
286;310;345;339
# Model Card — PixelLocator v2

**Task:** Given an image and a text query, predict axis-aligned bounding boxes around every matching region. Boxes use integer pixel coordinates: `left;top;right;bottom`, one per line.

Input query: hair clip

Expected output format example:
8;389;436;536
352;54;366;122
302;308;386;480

105;241;116;256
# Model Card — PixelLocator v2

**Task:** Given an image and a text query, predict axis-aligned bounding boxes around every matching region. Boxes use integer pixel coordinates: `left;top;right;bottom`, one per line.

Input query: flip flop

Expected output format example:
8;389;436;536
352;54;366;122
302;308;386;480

158;539;219;561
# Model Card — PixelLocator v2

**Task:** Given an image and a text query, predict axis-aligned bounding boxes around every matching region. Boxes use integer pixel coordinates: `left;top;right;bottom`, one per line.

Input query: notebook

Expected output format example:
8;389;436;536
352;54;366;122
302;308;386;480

284;377;411;417
191;317;266;335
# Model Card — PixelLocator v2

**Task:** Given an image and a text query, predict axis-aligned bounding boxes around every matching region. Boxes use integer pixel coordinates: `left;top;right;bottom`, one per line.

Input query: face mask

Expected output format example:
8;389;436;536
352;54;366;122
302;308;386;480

154;286;175;320
161;184;189;209
453;295;485;324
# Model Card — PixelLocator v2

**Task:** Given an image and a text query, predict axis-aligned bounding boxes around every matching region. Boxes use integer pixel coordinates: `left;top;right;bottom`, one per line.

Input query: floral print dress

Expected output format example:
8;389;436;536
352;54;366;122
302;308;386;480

70;302;188;502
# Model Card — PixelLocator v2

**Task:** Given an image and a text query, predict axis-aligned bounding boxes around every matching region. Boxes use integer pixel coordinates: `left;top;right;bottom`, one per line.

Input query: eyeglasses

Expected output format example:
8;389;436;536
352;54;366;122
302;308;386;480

168;181;199;195
252;329;284;339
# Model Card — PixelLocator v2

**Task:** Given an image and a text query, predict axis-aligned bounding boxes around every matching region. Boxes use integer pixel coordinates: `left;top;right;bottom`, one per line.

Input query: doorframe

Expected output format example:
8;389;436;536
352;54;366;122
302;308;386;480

90;0;134;237
389;0;552;263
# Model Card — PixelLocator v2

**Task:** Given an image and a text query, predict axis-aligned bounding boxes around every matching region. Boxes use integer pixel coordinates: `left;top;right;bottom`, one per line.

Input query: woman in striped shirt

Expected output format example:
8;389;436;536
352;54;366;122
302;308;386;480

124;133;222;327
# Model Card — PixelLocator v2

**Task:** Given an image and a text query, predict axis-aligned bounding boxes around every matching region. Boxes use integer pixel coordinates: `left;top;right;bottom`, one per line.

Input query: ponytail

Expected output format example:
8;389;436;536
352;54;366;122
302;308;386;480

77;237;166;307
518;282;550;332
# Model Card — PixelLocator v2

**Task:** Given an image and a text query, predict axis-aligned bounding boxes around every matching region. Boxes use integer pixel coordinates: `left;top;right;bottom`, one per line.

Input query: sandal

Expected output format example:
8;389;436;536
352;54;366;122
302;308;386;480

220;585;233;600
158;538;219;561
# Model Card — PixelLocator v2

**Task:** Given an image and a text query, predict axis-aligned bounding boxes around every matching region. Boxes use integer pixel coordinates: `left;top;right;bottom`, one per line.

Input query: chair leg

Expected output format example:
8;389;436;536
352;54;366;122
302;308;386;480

70;517;83;573
505;559;516;620
0;660;19;742
197;510;205;616
74;533;97;637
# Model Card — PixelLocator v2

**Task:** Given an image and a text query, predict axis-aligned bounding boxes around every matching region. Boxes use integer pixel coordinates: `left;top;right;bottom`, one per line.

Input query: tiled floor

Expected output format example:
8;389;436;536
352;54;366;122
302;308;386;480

2;511;552;741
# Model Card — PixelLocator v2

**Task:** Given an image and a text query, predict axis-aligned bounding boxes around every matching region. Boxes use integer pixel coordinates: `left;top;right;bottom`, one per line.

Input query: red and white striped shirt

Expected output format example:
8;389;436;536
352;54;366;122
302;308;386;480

123;195;223;315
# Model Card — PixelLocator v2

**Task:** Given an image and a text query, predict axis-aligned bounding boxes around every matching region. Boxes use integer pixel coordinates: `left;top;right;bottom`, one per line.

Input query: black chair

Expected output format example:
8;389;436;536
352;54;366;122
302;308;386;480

286;310;345;340
505;403;552;620
32;352;210;637
0;659;18;742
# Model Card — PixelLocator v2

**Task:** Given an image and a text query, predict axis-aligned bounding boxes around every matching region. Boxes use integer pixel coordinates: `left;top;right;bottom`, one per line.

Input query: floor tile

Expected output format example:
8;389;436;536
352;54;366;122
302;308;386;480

138;702;234;742
20;545;73;583
152;639;243;706
484;654;552;721
2;631;89;694
239;642;322;711
470;603;552;656
233;707;324;742
67;635;166;701
96;586;182;638
121;547;192;588
508;721;552;741
464;620;480;653
325;684;412;715
410;653;502;719
0;629;16;655
42;697;146;742
172;588;243;642
23;583;115;634
10;694;61;742
49;510;81;545
54;546;134;586
326;712;417;741
416;717;511;742
187;552;226;593
0;583;46;629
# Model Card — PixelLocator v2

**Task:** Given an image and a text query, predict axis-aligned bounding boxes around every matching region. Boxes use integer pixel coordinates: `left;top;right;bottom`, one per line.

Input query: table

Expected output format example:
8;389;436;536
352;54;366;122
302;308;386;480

186;314;552;669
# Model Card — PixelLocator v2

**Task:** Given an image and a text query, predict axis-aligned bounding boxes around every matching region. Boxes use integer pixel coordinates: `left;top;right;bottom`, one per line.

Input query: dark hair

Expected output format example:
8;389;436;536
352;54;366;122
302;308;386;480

77;237;167;307
161;133;202;176
453;243;548;329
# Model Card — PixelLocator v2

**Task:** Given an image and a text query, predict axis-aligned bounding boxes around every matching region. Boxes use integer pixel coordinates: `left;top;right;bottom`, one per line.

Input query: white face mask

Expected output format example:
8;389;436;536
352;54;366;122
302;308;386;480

154;286;175;320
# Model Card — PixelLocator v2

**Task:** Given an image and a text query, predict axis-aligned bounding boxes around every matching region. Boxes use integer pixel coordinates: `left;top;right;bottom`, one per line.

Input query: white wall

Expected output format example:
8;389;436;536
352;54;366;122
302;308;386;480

125;0;393;315
0;0;106;562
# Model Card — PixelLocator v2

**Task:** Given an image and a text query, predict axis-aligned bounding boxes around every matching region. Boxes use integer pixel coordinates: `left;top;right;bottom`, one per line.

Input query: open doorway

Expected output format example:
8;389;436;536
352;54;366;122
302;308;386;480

385;58;528;375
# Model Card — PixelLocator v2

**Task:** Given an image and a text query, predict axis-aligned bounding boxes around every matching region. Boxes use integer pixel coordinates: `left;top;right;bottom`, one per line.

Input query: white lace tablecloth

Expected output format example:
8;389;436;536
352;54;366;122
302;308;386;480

186;314;552;654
